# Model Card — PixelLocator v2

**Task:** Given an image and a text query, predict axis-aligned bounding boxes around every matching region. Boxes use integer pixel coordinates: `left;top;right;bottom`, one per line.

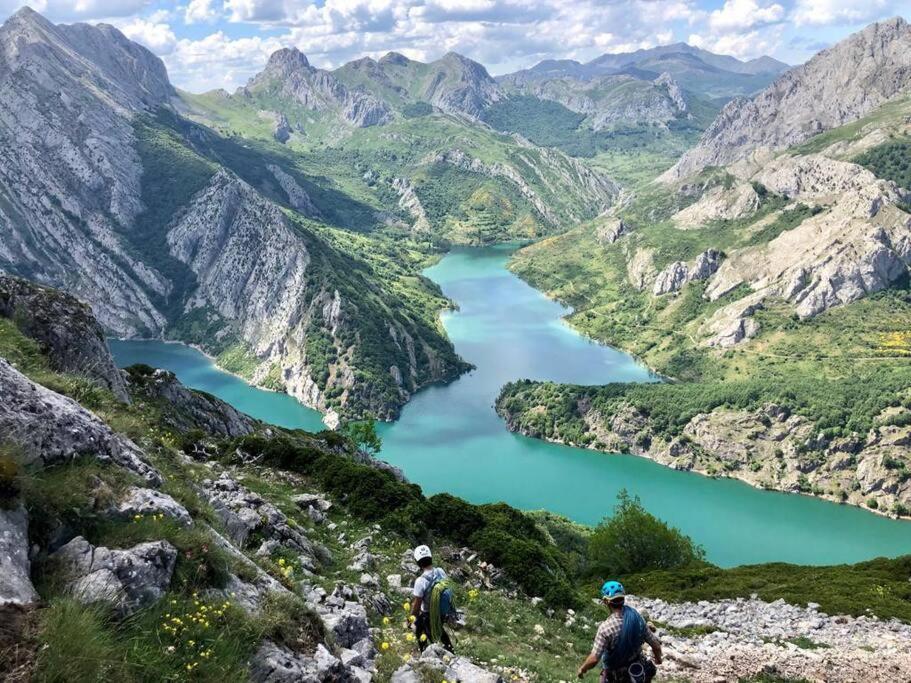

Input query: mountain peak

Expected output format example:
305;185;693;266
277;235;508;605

266;47;310;73
379;51;411;66
663;15;911;181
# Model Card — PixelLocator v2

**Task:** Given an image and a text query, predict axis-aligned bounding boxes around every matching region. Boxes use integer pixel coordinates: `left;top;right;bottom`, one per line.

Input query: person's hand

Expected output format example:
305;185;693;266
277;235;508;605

577;666;585;679
654;653;663;665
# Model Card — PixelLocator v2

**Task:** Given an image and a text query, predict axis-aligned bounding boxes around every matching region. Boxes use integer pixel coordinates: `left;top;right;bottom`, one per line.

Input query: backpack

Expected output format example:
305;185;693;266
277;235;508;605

422;568;457;642
601;606;647;671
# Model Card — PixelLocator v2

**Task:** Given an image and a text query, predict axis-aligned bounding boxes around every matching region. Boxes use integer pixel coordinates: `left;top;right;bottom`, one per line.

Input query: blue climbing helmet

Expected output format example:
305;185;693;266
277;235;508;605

601;580;625;601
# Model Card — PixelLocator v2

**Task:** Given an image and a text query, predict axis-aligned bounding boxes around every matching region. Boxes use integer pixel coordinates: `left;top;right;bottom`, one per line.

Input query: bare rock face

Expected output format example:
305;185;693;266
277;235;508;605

653;249;722;295
0;7;172;336
0;506;38;608
672;183;761;228
51;536;177;615
246;48;391;128
0;358;160;485
595;217;628;244
0;275;130;402
268;164;321;218
665;17;911;180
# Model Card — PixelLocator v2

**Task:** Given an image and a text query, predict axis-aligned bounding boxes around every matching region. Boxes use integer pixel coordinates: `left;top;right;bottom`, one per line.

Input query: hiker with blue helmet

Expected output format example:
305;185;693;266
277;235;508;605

410;545;455;652
576;580;662;682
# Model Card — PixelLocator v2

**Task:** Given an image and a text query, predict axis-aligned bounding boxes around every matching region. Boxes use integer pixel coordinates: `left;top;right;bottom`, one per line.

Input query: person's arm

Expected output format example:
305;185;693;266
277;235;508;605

578;624;606;678
577;653;599;678
644;627;663;664
411;596;422;618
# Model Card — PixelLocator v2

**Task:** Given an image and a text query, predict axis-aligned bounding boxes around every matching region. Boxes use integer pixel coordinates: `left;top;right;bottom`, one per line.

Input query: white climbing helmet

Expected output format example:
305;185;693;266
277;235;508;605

413;545;432;563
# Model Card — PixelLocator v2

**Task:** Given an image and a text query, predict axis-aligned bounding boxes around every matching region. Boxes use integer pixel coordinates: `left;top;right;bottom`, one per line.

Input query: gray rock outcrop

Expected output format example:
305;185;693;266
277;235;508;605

201;474;329;570
652;249;722;295
665;17;911;180
51;536;176;615
112;487;192;526
249;641;366;683
0;358;160;485
0;275;130;402
0;506;38;607
391;644;503;682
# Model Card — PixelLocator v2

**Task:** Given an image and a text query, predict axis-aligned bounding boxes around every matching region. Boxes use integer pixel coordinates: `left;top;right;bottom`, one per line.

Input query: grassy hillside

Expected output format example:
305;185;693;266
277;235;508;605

502;99;911;513
3;316;911;682
182;91;615;245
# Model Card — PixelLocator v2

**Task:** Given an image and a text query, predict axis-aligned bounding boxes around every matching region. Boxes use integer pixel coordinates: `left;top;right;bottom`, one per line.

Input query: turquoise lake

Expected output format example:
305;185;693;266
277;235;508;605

110;244;911;567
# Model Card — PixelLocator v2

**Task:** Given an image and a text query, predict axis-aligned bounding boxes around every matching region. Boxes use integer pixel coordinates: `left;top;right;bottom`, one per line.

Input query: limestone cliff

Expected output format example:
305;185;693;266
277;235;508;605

664;17;911;181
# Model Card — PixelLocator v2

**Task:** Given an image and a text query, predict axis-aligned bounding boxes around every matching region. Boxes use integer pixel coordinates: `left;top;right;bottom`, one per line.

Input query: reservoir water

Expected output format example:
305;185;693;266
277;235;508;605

110;245;911;567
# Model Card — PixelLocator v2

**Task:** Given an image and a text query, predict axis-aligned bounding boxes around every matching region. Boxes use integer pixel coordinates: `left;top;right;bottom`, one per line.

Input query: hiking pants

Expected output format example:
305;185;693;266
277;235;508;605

415;612;453;653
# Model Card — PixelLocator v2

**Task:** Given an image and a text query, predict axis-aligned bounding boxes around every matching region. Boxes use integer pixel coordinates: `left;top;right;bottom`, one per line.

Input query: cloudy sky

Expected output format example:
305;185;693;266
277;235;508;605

2;0;907;92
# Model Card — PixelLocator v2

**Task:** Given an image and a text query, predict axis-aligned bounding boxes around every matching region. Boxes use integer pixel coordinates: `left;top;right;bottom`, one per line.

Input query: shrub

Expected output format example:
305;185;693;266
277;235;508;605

588;490;704;576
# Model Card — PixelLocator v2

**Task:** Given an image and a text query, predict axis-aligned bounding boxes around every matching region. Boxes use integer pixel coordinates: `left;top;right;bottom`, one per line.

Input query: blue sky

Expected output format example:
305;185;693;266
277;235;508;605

1;0;907;91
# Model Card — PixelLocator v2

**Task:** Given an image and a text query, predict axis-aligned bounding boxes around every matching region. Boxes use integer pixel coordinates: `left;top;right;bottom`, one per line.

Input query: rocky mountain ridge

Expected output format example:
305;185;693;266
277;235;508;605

664;16;911;181
0;8;467;422
500;43;788;98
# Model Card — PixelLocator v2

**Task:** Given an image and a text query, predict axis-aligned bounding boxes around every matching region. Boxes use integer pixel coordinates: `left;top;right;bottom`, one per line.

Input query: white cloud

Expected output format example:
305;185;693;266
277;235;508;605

689;26;780;58
791;0;891;26
708;0;784;32
163;30;283;92
117;16;177;54
185;0;219;24
0;0;149;21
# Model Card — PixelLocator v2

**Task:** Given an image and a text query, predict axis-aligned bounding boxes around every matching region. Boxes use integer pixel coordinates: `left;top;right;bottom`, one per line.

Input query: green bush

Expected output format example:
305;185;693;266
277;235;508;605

588;490;704;577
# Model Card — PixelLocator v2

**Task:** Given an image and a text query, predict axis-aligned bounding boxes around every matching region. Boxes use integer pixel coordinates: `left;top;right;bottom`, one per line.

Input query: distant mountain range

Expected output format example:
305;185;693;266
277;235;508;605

499;43;790;99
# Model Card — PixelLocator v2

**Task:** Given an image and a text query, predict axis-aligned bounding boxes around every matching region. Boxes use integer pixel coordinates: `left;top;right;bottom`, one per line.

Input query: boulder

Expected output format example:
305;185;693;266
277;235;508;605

0;359;160;485
390;644;503;682
113;487;192;526
51;536;176;615
249;641;361;683
0;506;38;607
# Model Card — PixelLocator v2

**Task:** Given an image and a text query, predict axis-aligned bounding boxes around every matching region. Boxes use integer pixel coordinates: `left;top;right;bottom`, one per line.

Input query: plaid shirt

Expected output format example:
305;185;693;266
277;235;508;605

591;610;660;660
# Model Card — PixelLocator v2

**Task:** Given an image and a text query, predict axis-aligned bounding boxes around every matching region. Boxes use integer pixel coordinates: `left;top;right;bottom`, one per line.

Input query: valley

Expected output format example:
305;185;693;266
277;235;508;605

2;6;911;681
110;245;911;568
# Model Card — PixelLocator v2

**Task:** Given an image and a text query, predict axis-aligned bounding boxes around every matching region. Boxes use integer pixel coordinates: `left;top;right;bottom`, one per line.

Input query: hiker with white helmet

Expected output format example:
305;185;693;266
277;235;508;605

410;545;455;652
577;580;662;682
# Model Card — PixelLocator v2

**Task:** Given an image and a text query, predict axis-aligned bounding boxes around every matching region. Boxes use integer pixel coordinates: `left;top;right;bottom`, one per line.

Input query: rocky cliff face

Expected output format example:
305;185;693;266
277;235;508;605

664;17;911;181
246;48;391;127
0;7;172;336
0;10;466;421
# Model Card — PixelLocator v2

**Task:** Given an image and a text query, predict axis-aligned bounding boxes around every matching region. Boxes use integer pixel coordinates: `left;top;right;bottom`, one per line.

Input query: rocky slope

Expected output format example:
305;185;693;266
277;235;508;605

0;275;130;402
243;48;392;127
664;17;911;181
0;8;466;422
497;388;911;517
3;277;910;682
